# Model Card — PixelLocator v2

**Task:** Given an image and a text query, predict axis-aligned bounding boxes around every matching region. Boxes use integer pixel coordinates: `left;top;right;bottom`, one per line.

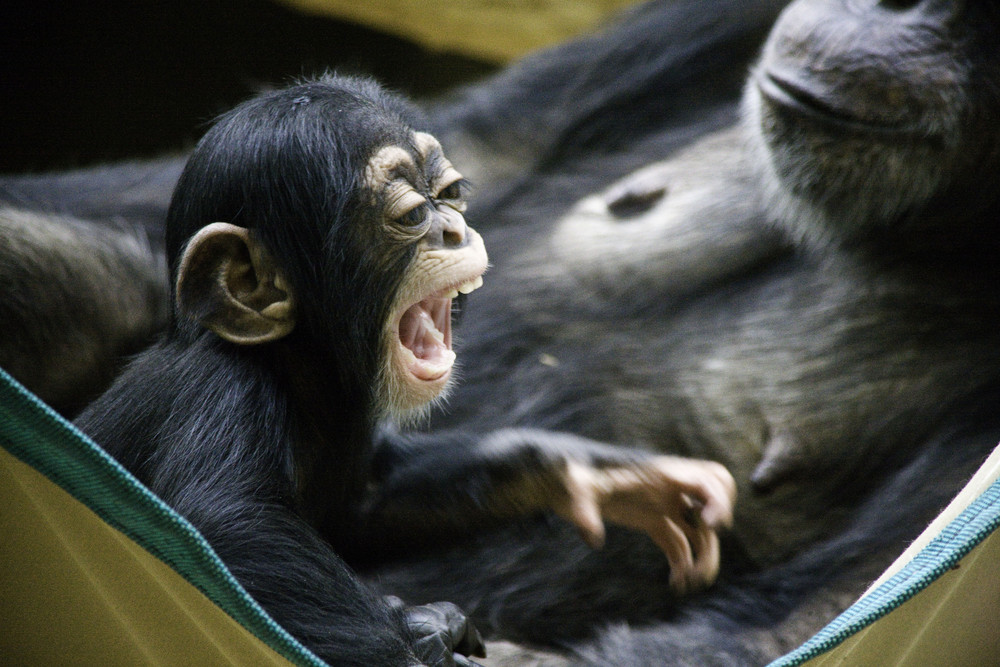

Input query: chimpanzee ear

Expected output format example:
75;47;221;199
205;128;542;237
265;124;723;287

175;222;296;344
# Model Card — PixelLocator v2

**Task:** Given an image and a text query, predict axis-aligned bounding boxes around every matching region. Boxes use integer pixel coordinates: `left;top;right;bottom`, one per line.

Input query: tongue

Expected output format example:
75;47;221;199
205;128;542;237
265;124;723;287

399;299;455;381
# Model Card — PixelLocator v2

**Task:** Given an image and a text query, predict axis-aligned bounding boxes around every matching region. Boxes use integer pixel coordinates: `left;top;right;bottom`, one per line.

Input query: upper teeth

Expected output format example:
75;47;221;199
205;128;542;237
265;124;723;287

457;276;484;295
420;311;446;343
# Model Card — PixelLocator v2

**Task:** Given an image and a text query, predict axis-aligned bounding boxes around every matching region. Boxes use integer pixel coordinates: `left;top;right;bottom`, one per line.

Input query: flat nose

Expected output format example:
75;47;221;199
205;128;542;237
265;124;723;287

426;205;468;249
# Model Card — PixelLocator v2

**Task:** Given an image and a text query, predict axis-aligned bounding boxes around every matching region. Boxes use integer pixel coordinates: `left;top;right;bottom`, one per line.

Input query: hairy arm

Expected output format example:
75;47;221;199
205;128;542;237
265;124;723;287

106;428;421;667
76;356;482;667
0;207;167;414
367;427;736;594
159;453;489;666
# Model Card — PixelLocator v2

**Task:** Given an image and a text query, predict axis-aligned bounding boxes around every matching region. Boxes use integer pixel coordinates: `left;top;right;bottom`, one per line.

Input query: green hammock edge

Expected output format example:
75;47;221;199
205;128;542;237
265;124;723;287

767;461;1000;666
0;366;327;667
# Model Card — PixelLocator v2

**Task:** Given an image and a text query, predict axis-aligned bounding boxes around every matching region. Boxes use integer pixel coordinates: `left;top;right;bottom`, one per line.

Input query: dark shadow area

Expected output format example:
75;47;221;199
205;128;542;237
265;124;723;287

0;0;497;173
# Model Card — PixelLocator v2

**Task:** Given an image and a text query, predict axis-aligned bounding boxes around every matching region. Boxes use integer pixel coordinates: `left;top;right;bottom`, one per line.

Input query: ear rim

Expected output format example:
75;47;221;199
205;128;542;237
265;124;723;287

175;222;296;345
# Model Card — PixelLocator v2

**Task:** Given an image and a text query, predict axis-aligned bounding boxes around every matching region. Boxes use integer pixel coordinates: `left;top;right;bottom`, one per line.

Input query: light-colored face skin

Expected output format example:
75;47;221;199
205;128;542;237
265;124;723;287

367;131;489;420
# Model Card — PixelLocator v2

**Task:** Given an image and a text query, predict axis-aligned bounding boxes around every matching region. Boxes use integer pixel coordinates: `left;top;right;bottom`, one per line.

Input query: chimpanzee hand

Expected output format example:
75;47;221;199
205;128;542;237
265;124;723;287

371;427;734;597
385;596;486;666
553;455;736;595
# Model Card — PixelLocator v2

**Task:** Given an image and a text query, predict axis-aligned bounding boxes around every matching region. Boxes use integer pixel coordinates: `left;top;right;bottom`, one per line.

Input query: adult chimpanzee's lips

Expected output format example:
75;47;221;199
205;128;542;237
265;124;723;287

756;69;914;135
397;276;484;382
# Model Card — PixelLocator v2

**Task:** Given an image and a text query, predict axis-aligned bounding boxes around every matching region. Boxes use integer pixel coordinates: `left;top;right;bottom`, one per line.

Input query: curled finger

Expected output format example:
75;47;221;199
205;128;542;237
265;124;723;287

663;460;735;529
646;515;695;595
699;463;737;528
684;515;722;587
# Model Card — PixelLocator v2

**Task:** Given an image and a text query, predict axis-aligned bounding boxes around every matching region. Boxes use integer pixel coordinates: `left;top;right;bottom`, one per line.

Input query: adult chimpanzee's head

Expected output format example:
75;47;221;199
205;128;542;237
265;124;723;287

744;0;1000;247
164;75;488;418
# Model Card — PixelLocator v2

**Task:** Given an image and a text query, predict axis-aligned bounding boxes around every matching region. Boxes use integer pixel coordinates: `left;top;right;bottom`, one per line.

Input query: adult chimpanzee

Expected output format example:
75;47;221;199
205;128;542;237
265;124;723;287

72;74;736;666
359;0;1000;664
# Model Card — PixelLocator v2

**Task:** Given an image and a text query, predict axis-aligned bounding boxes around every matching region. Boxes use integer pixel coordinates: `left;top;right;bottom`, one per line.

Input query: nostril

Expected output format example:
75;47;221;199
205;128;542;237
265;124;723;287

433;207;469;248
443;228;466;248
878;0;921;9
607;186;667;219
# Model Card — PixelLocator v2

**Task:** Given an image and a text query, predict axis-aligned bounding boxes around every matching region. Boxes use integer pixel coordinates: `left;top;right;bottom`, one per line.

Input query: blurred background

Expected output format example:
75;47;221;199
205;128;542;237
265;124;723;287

0;0;642;174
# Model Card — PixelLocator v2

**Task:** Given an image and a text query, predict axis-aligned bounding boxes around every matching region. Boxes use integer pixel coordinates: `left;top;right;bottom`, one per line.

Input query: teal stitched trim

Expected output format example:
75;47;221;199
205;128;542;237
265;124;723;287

0;367;327;667
768;474;1000;666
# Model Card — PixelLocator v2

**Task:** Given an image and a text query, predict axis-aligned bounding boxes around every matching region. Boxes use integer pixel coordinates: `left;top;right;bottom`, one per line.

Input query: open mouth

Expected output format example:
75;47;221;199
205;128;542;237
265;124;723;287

396;275;484;383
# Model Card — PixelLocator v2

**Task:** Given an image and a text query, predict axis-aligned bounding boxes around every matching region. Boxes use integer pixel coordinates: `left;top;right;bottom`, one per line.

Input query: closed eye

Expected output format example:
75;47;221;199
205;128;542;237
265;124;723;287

399;202;430;227
437;178;470;201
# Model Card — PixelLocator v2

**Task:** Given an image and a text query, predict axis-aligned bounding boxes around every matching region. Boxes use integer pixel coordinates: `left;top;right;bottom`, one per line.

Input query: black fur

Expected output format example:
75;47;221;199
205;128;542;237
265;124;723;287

0;158;183;413
0;206;167;415
363;0;1000;664
74;75;487;667
69;73;715;666
7;0;1000;664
